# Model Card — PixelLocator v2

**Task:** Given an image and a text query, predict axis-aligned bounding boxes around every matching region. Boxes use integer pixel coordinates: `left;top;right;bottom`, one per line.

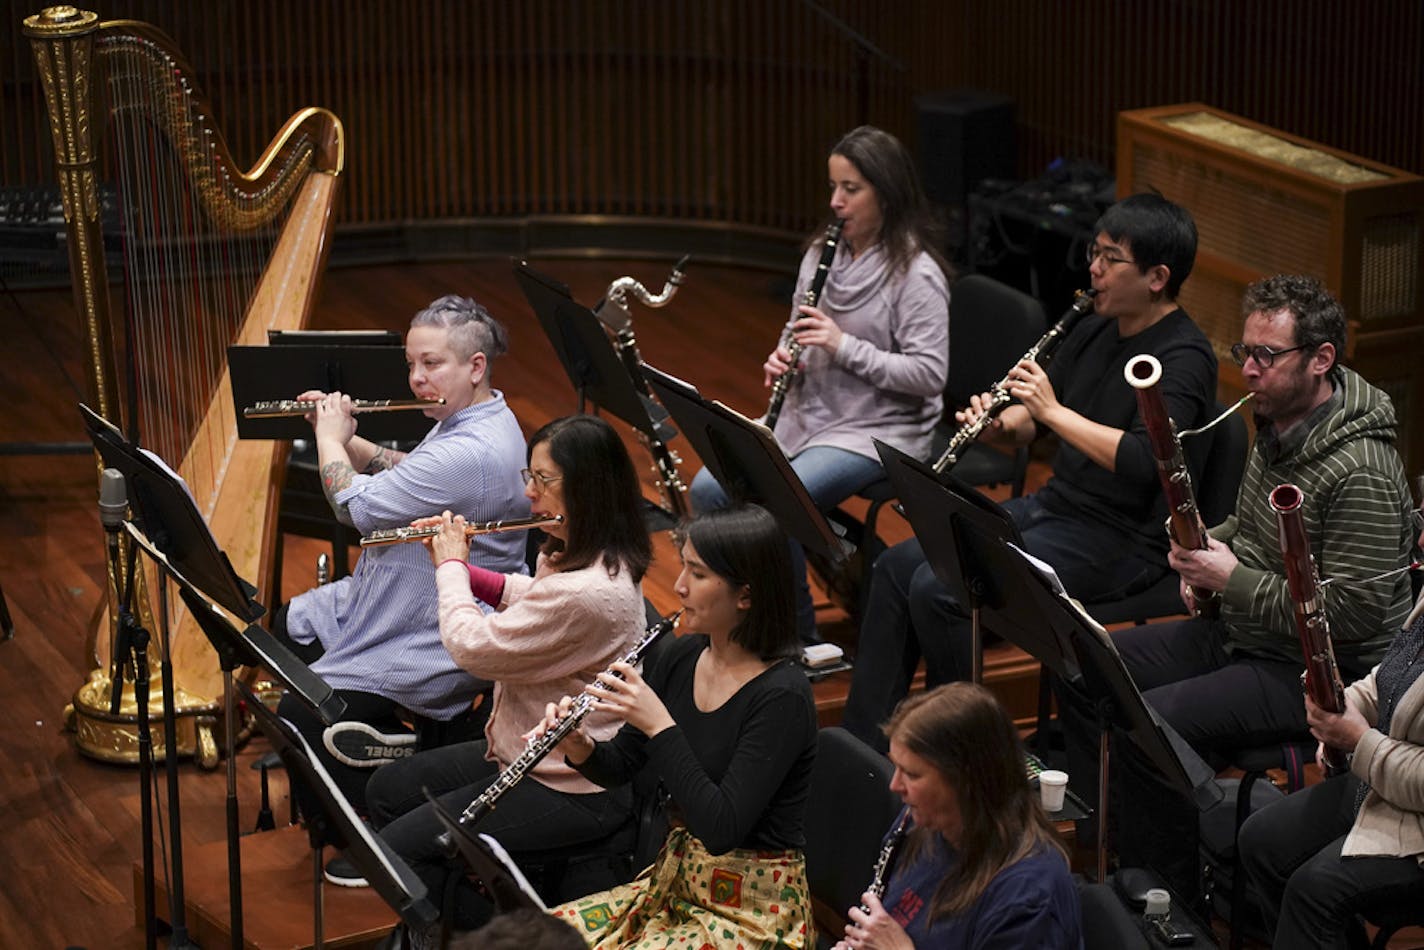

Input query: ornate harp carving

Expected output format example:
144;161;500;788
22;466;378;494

25;6;344;764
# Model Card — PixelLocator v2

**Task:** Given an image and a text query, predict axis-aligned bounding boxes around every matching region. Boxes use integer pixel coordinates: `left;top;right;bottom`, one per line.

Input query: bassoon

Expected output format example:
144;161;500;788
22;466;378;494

435;610;682;852
1269;482;1350;776
1124;353;1219;618
932;289;1096;475
764;220;842;432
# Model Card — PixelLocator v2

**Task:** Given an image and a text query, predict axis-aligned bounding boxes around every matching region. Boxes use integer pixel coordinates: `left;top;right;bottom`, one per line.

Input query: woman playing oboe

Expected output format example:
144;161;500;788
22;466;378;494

324;416;651;925
835;683;1080;950
689;125;950;644
542;504;818;948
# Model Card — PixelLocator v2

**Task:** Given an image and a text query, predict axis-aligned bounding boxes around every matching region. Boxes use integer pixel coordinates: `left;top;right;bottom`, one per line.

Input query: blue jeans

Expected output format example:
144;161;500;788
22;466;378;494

842;492;1166;751
690;445;884;641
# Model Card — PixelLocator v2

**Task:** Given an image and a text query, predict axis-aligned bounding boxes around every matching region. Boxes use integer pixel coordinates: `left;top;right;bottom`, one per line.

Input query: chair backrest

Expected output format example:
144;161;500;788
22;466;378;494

803;727;903;929
1188;402;1250;528
946;274;1049;409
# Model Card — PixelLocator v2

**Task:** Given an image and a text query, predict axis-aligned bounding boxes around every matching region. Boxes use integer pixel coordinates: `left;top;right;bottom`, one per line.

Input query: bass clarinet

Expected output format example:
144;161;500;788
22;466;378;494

1124;353;1219;617
1269;483;1350;776
436;610;682;852
595;257;692;520
932;289;1096;475
764;220;843;432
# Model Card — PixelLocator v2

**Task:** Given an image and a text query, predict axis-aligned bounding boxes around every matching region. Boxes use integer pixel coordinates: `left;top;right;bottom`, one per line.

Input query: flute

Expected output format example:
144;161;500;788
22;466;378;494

359;513;562;548
243;397;444;419
436;610;682;852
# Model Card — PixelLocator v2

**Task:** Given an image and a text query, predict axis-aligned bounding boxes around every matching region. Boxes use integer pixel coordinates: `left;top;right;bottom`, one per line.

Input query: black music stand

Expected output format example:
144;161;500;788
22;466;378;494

424;790;545;944
229;333;434;443
240;681;438;948
995;544;1220;882
82;403;346;950
875;440;1072;685
514;261;683;528
642;363;852;566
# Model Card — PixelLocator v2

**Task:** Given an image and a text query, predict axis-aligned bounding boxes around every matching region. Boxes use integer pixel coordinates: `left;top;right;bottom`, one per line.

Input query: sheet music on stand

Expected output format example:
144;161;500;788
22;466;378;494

425;791;546;914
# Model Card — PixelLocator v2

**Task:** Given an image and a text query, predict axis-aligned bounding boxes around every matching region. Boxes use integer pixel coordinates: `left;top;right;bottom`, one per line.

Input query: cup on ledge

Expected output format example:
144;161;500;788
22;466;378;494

1038;769;1068;812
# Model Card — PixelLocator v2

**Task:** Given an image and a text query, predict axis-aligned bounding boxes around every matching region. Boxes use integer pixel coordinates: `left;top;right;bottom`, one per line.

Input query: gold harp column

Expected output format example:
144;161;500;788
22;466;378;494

25;5;217;768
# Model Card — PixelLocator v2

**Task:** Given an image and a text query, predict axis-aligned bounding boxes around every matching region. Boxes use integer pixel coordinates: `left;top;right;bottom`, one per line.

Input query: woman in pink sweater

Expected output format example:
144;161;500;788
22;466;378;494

332;415;652;933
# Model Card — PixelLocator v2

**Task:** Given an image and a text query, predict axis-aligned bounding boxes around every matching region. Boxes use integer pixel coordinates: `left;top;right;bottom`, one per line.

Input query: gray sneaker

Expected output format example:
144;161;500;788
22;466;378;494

322;721;416;768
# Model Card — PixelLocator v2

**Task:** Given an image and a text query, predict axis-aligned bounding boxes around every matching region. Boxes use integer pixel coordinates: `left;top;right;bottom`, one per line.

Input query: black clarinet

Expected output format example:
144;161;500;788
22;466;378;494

764;220;842;432
436;611;682;852
859;806;912;912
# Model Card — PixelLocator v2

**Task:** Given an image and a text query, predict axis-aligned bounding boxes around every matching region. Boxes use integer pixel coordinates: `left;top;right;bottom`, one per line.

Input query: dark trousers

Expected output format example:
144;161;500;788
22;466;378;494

365;739;632;929
1059;616;1310;901
269;605;488;817
1239;773;1424;949
843;493;1165;752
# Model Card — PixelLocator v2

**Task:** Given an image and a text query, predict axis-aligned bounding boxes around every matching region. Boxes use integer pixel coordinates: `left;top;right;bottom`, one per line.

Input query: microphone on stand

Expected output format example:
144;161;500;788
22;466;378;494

99;467;128;550
99;469;133;716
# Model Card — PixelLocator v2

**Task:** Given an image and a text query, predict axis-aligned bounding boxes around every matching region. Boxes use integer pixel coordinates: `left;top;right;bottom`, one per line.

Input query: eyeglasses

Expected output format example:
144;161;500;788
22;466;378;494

1228;341;1314;368
1085;244;1136;268
520;468;564;490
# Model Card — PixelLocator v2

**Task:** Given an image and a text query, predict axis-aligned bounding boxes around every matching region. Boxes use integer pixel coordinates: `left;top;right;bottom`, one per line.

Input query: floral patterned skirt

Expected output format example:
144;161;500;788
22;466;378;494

550;827;814;949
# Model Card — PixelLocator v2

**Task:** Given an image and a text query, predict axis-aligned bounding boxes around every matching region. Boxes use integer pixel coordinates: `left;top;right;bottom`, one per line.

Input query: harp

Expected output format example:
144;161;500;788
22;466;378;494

25;7;343;764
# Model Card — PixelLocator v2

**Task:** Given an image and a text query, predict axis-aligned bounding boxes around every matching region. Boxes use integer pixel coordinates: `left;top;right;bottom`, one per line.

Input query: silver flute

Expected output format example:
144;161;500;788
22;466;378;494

932;289;1097;475
436;610;682;852
359;513;562;548
243;397;444;418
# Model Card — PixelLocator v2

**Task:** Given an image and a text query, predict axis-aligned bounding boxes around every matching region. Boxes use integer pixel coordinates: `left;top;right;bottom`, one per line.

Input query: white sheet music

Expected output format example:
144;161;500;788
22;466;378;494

478;833;548;911
1006;542;1118;651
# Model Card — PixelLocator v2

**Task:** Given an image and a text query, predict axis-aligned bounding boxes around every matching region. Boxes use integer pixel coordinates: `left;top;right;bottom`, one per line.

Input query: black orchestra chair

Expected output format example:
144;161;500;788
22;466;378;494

931;273;1048;498
803;727;903;948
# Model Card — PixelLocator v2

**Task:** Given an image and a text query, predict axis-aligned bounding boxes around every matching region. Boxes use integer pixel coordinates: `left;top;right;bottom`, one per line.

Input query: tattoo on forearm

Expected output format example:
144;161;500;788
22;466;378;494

321;460;357;503
363;445;396;474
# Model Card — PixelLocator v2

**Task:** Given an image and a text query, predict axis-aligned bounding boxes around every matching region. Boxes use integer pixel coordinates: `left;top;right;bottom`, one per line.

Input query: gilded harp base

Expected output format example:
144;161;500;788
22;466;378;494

66;668;221;770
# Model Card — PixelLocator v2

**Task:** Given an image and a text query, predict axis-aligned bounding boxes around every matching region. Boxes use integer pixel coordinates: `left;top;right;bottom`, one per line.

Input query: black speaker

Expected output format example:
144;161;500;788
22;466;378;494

914;89;1016;211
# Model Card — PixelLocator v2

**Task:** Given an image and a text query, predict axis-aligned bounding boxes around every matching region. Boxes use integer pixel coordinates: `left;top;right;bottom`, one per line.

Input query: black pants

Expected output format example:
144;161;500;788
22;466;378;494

1058;617;1311;902
365;740;632;929
1239;773;1424;949
268;604;489;817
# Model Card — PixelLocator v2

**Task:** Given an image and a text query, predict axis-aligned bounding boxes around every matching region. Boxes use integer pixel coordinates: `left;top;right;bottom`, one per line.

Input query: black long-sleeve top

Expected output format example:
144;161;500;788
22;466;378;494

571;633;818;855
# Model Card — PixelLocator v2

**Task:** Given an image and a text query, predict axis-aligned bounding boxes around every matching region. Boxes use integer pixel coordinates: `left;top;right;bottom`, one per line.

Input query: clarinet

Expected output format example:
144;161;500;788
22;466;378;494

859;807;912;913
595;257;692;520
1124;353;1219;618
764;220;843;432
436;610;682;852
1269;483;1350;776
932;289;1097;475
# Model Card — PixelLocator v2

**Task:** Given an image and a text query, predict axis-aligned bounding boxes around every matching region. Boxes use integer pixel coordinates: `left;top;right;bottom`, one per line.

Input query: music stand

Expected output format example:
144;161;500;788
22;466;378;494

240;681;438;948
996;543;1221;881
875;439;1073;684
642;363;852;566
82;403;345;949
514;261;684;528
229;334;434;444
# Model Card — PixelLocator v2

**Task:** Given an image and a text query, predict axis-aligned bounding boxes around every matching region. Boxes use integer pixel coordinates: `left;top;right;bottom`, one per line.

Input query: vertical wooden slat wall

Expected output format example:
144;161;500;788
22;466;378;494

3;0;1419;239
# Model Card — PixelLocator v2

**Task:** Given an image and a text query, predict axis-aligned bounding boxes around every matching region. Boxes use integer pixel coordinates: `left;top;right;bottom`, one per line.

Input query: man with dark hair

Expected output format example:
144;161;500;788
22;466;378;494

843;193;1217;751
1080;273;1415;902
274;295;531;814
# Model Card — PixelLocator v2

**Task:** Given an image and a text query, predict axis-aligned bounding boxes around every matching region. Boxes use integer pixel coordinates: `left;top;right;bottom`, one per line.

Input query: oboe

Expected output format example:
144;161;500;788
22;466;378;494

1124;353;1218;618
595;257;692;520
764;221;843;432
932;289;1096;475
1269;483;1350;776
243;397;444;418
859;807;912;913
436;611;682;852
358;513;562;548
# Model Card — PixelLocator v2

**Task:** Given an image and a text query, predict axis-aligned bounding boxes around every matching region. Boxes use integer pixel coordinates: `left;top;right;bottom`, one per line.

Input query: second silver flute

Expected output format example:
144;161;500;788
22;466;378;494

359;513;562;548
437;610;683;851
932;288;1097;475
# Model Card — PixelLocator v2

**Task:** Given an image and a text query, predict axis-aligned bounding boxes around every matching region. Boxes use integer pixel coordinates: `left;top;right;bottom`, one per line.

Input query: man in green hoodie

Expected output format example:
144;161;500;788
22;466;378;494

1069;274;1416;902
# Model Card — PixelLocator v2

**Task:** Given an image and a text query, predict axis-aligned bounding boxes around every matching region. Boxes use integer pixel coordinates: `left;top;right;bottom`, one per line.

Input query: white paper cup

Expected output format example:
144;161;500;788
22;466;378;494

1039;769;1068;812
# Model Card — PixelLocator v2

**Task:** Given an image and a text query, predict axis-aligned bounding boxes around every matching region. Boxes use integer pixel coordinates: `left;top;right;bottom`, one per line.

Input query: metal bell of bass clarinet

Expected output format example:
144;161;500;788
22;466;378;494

435;610;683;853
764;220;842;433
932;288;1096;476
